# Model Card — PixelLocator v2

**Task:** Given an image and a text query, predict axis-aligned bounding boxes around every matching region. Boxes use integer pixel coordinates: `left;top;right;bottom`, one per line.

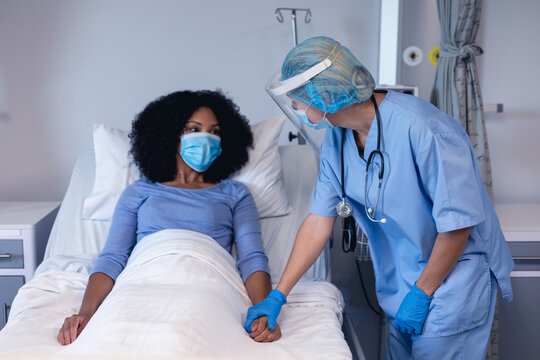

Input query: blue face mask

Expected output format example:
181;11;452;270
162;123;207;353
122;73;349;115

179;132;222;172
293;106;333;130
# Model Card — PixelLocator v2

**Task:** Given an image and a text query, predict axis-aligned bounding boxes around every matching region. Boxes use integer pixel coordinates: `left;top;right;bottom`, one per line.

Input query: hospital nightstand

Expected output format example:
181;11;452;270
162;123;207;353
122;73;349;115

495;204;540;360
0;201;59;330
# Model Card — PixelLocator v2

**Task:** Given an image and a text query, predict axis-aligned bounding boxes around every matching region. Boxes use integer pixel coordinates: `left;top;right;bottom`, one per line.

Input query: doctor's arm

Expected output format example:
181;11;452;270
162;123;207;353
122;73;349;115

275;141;337;296
415;226;471;297
276;214;336;296
394;226;471;335
395;127;486;334
243;214;335;336
411;126;482;297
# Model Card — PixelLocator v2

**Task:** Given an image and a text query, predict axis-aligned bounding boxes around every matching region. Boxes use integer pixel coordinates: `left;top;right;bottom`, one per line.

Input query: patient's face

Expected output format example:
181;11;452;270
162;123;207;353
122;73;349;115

183;107;221;137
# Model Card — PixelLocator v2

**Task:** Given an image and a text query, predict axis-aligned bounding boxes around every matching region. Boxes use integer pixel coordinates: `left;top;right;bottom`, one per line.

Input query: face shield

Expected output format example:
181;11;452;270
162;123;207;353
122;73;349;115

265;44;341;152
266;38;376;152
265;72;326;151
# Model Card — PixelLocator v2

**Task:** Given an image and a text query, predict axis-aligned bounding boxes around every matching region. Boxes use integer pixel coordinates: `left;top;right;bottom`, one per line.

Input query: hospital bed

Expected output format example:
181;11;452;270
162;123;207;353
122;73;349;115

0;127;355;359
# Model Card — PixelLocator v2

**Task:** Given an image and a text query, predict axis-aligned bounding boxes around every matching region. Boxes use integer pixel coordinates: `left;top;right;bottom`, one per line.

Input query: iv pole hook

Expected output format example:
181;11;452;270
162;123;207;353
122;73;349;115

275;8;311;46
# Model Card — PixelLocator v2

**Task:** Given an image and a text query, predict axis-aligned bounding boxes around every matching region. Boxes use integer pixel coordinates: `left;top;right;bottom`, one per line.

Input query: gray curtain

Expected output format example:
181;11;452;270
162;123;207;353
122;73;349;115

430;1;498;359
430;0;493;198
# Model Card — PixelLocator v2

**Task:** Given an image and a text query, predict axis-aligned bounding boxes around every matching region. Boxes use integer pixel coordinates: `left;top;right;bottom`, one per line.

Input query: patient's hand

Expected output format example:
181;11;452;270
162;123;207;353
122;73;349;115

248;316;282;342
57;313;91;345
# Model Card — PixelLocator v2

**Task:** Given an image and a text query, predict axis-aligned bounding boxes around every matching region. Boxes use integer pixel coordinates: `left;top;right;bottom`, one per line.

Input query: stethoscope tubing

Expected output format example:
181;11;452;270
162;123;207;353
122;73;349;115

339;94;385;223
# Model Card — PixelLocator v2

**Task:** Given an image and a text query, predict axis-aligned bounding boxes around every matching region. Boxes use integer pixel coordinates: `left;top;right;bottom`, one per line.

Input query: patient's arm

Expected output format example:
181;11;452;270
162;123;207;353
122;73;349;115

57;184;140;345
244;270;281;342
245;270;271;304
57;272;114;345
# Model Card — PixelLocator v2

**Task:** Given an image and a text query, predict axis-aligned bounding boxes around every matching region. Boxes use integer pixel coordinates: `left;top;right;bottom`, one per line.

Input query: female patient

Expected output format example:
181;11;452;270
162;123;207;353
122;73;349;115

58;90;281;345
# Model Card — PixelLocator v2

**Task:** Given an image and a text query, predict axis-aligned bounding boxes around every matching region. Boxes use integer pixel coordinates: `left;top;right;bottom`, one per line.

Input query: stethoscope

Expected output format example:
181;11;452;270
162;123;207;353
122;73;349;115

337;94;387;252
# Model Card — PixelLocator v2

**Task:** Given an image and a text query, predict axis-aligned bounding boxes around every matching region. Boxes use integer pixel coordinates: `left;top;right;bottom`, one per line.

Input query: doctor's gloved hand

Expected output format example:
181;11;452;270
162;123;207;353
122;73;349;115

394;284;433;335
244;289;287;334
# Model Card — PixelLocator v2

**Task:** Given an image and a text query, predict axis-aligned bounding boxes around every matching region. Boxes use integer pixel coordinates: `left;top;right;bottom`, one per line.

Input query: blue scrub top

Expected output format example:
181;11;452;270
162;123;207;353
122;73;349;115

311;91;514;336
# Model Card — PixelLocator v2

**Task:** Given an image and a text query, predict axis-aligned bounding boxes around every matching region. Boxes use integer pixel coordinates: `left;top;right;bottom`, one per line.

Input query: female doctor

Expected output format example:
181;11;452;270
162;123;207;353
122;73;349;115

244;36;514;359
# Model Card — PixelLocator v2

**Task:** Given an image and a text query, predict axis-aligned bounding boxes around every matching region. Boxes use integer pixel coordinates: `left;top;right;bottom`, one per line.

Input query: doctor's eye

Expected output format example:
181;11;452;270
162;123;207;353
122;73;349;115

210;129;221;136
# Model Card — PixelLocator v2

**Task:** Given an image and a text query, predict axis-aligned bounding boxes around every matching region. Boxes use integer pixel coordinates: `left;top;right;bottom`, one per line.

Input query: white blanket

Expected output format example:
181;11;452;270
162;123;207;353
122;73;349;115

0;229;351;359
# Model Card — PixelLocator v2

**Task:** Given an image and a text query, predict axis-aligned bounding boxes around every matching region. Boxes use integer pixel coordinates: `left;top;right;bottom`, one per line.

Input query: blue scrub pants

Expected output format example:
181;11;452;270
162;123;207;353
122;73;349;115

386;272;498;360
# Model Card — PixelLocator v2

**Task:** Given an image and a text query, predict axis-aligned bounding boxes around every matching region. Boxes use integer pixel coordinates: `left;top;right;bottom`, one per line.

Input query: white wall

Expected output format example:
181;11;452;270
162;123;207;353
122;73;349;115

478;0;540;204
397;0;540;204
0;0;381;201
397;0;440;100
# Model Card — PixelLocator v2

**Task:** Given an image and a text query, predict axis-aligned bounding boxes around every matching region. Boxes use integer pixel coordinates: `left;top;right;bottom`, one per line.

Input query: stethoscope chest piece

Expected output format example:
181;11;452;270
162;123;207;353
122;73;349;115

336;199;353;217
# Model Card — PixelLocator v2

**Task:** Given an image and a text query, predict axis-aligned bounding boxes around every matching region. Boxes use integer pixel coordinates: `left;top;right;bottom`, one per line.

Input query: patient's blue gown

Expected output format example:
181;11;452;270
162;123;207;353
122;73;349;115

92;179;269;283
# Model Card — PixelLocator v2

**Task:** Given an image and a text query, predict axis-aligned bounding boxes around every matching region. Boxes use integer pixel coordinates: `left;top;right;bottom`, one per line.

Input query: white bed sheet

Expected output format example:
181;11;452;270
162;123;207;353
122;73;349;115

0;230;350;359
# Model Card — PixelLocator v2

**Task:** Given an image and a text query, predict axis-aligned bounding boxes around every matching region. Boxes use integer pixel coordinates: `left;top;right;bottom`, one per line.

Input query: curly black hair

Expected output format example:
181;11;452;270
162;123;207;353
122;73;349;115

129;90;253;183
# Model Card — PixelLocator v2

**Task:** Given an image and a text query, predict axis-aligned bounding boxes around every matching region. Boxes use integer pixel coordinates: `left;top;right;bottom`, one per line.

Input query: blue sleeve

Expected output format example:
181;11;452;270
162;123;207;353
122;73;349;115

413;122;485;233
310;142;340;217
91;183;146;281
233;184;269;283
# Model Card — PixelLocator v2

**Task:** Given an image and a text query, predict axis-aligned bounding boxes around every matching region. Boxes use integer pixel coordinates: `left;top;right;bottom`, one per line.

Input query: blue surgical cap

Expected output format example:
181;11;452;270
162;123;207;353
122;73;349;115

281;36;376;113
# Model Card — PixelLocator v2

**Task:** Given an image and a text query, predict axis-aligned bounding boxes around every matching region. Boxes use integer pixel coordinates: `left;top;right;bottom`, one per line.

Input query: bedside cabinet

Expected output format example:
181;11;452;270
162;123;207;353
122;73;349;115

0;201;60;330
495;204;540;360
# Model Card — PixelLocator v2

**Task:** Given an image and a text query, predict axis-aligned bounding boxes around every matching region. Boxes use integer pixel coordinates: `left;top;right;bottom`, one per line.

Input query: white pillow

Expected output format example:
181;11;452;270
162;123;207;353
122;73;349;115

231;115;292;218
82;115;291;220
81;124;140;221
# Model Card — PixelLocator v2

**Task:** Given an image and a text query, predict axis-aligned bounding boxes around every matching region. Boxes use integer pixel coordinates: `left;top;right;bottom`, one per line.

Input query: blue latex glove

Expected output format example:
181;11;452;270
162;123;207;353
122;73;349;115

394;284;433;335
244;289;287;333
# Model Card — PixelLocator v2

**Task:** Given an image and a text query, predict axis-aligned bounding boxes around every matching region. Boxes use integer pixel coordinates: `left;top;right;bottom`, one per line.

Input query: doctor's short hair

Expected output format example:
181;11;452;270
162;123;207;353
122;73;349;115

129;89;253;183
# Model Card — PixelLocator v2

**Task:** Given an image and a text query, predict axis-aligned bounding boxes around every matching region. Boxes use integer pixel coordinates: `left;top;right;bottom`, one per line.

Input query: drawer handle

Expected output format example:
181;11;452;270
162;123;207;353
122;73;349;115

0;253;12;259
2;303;8;324
513;256;540;261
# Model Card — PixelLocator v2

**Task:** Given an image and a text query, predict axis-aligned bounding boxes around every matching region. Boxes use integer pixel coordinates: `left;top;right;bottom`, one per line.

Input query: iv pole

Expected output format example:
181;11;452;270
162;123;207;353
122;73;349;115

275;7;311;145
275;8;311;47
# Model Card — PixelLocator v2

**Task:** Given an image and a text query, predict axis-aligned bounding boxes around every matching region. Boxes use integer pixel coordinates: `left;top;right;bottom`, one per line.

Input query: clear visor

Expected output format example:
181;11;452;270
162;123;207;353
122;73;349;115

265;67;329;152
